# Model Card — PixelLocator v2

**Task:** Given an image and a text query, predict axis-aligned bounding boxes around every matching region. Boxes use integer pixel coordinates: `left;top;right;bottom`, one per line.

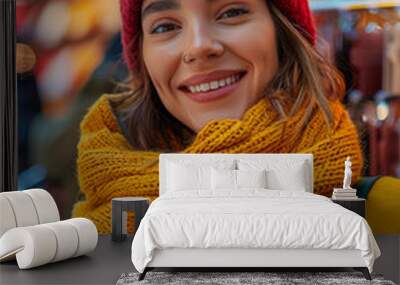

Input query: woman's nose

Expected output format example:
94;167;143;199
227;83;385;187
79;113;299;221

182;22;224;64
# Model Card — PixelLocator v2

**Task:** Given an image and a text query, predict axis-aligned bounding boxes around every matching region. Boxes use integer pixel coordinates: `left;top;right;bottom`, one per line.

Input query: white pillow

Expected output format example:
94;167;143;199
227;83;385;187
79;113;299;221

237;169;267;188
167;162;210;191
237;159;308;191
211;168;267;190
166;158;236;169
166;159;236;191
211;168;236;190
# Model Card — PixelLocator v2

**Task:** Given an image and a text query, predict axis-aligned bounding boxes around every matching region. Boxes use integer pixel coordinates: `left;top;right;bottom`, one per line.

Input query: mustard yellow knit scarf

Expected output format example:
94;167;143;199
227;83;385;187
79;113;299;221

73;93;363;234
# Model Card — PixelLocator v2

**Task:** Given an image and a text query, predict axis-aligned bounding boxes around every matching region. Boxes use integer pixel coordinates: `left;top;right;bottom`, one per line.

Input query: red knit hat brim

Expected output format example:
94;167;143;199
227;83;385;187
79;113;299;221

120;0;316;73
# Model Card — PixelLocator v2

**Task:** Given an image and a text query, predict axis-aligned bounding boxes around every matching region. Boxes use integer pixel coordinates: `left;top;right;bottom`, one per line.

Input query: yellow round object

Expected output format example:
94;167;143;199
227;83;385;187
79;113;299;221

366;176;400;234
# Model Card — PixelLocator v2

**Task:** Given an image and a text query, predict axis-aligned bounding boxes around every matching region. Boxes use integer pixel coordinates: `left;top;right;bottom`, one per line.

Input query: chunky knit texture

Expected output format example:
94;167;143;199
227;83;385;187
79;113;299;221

120;0;317;73
72;93;363;234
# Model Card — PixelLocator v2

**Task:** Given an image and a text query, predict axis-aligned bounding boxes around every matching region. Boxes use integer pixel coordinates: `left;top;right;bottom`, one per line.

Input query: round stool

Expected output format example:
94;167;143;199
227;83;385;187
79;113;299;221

111;197;149;242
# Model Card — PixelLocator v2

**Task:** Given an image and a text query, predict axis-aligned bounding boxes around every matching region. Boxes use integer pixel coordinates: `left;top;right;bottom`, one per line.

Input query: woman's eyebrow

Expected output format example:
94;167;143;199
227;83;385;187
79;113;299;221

141;0;180;21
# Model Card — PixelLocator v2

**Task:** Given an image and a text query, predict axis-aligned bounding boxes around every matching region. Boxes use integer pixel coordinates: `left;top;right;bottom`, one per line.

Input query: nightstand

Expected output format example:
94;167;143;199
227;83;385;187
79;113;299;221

111;197;150;242
331;198;366;218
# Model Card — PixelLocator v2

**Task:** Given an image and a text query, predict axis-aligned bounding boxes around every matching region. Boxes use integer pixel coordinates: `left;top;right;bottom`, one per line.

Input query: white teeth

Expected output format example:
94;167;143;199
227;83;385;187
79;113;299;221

210;81;219;90
200;83;210;92
186;73;242;93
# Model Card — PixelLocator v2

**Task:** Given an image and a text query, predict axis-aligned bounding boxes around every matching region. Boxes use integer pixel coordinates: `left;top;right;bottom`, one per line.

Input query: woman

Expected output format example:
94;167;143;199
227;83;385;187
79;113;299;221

72;0;364;234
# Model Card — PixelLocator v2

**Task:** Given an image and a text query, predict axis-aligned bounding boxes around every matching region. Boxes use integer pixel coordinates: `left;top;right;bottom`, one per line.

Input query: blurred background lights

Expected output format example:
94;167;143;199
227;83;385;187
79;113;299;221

377;101;390;121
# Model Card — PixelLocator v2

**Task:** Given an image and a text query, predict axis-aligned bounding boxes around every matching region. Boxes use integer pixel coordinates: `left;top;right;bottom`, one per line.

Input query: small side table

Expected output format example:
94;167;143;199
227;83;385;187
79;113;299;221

331;197;366;218
112;197;149;242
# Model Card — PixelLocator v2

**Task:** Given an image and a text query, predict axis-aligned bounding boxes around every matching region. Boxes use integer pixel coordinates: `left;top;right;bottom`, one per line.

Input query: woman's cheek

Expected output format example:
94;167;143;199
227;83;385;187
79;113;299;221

144;47;175;95
238;28;277;86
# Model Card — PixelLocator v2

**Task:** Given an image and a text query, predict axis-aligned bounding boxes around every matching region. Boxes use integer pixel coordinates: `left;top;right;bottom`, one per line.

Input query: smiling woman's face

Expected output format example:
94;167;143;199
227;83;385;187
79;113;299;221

141;0;279;132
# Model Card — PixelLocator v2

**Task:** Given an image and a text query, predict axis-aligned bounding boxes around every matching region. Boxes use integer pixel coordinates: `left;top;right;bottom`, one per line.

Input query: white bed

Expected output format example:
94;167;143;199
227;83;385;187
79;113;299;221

131;153;380;281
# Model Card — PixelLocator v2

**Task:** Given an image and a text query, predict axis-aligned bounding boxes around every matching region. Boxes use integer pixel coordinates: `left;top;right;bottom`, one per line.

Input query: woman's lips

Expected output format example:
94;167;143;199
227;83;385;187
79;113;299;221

180;72;246;103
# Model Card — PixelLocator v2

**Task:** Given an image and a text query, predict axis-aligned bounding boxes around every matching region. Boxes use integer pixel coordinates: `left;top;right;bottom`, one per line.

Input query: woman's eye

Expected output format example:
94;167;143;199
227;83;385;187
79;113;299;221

149;7;248;34
151;23;178;34
218;8;249;20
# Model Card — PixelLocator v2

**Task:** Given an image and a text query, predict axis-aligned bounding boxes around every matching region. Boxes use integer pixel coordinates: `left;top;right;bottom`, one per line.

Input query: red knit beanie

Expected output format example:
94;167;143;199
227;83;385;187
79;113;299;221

120;0;316;73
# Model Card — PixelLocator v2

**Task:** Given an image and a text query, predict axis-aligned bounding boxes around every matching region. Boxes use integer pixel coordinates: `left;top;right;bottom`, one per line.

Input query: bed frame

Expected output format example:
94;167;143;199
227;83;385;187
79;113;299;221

138;154;372;281
139;248;371;280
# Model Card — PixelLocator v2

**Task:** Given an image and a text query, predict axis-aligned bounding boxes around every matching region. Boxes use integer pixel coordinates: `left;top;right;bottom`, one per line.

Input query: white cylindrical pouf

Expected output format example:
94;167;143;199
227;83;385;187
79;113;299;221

0;226;57;269
0;192;39;227
42;221;79;262
65;218;98;257
0;196;17;237
0;218;97;269
23;189;60;223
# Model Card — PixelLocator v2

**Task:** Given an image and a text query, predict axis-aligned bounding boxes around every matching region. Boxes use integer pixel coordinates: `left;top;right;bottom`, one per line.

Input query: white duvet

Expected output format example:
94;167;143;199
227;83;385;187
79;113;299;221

131;189;380;273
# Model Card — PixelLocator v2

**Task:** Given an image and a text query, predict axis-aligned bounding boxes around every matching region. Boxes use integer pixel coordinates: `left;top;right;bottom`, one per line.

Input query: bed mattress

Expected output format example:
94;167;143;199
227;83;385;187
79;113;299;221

131;189;380;273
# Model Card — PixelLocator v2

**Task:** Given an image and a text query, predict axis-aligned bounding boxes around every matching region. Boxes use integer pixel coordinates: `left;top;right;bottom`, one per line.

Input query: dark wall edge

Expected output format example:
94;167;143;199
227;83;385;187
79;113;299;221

0;0;18;192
